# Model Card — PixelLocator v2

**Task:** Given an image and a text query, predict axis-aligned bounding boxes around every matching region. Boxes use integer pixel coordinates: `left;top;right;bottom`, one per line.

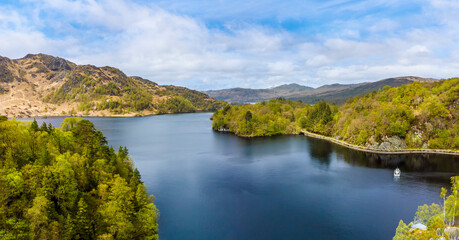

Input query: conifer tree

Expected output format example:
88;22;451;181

75;198;93;239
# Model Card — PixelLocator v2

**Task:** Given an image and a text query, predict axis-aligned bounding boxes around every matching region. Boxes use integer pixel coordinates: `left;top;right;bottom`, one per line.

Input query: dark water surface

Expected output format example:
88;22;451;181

29;113;459;240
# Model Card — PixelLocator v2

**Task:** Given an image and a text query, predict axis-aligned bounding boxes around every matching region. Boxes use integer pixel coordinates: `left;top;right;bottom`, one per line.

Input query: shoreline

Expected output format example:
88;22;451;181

299;130;459;156
214;128;459;156
9;110;215;119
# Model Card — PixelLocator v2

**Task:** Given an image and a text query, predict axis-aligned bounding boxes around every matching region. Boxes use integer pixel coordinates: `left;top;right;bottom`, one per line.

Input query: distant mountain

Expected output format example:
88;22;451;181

204;83;313;103
205;76;437;104
0;54;225;118
270;83;313;92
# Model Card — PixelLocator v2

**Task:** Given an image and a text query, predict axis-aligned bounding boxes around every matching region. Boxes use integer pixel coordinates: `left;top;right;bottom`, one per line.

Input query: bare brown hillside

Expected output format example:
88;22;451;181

0;54;225;118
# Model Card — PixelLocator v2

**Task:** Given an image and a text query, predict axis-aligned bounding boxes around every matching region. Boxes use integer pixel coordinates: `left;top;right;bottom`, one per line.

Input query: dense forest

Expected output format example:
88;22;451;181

393;176;459;239
212;78;459;150
0;116;158;239
212;98;329;136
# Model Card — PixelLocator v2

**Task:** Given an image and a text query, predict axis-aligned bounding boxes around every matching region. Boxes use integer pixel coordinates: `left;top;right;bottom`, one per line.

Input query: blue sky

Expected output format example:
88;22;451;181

0;0;458;90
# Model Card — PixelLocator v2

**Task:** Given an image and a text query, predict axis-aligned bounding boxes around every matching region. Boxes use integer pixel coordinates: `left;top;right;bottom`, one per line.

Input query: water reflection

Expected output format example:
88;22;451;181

304;136;459;174
306;137;333;167
339;147;459;173
213;133;299;164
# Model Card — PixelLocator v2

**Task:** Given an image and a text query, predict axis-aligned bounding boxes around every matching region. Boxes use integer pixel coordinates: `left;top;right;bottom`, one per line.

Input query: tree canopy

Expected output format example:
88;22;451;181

0;117;158;239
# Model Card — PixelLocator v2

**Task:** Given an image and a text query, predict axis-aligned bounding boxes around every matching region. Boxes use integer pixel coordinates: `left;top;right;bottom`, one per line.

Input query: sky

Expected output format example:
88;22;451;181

0;0;458;90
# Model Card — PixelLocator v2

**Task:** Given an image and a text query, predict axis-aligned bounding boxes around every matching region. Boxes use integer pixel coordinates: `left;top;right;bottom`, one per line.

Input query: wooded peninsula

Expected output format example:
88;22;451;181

212;78;459;152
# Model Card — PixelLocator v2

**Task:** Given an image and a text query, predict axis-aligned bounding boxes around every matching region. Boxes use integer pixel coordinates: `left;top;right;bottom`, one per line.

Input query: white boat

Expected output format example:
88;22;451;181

394;168;401;177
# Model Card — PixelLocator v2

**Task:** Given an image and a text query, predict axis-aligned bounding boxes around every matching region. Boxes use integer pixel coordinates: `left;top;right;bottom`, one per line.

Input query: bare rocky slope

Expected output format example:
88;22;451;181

0;54;225;118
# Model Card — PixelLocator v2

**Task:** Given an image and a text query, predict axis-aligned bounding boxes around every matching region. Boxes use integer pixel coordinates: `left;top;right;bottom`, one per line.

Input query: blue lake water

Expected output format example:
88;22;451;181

29;113;459;240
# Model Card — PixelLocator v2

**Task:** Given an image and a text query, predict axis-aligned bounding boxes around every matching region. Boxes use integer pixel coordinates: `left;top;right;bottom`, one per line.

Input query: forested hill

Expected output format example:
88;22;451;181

0;116;158;239
0;54;226;118
205;76;436;104
212;78;459;151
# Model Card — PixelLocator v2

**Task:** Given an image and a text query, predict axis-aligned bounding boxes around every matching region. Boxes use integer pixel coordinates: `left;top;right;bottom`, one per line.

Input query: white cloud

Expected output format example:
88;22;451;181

316;63;459;83
306;55;333;67
0;0;458;90
398;45;432;65
368;19;399;33
0;6;78;58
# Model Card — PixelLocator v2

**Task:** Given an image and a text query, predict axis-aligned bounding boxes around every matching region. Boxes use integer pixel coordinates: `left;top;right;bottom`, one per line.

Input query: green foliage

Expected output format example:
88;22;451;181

245;111;252;122
393;176;459;240
355;130;369;145
212;78;459;150
75;198;92;239
334;78;459;148
415;203;442;224
164;96;197;113
212;98;311;136
0;118;158;239
60;117;83;131
303;100;333;133
393;220;414;240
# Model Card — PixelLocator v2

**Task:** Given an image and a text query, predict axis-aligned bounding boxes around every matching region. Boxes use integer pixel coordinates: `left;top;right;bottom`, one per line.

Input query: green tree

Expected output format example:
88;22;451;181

75;198;93;239
98;175;135;239
30;119;39;132
414;203;441;224
452;176;459;225
134;185;159;239
393;220;413;240
60;117;83;132
441;187;448;225
245;110;252;122
26;196;51;239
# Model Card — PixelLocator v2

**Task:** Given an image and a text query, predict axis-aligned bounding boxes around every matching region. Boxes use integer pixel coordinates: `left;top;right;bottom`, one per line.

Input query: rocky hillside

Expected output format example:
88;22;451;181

205;76;437;104
332;78;459;150
0;54;225;118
